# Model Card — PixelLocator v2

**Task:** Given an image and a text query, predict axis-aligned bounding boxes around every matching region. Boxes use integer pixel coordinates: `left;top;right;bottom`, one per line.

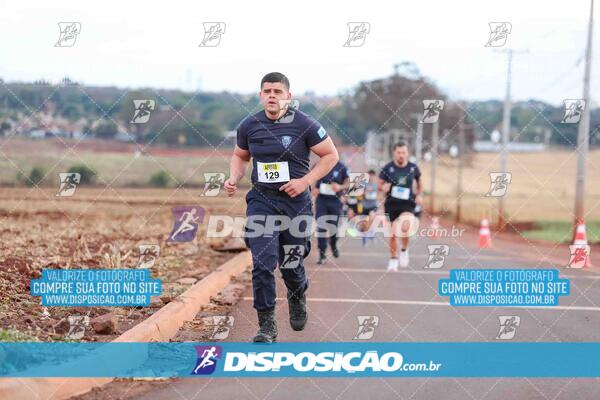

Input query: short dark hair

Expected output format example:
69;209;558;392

368;169;376;175
393;141;408;150
261;72;290;90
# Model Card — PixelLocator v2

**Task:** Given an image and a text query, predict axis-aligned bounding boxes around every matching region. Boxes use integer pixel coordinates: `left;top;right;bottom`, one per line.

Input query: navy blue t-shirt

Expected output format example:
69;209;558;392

236;108;328;190
379;161;421;208
316;161;349;198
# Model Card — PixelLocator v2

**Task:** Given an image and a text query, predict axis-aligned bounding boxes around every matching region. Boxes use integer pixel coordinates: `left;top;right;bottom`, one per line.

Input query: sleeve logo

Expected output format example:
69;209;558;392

317;126;327;138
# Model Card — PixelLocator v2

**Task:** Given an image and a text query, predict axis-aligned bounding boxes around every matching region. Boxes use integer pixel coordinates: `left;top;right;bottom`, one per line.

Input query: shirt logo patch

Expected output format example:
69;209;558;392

317;126;326;138
281;135;292;148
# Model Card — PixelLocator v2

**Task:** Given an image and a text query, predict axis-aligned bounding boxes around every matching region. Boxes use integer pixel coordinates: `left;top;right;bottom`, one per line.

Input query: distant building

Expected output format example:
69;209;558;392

473;141;546;152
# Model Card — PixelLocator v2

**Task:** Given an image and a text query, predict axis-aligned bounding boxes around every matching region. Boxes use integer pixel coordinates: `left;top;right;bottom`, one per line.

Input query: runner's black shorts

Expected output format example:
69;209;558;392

360;206;377;216
347;203;359;214
347;203;376;215
384;203;415;223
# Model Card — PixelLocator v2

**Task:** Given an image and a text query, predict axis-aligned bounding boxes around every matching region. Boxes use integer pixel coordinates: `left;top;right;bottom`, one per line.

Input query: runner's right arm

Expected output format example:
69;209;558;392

224;145;250;197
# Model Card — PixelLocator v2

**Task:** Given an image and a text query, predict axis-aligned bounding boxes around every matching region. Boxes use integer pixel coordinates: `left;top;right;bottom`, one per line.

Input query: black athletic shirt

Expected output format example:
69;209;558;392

236;108;328;191
379;161;421;208
316;161;349;199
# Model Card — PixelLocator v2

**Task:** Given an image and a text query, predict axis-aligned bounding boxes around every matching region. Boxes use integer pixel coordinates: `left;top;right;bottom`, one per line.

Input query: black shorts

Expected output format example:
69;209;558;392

360;206;377;216
347;203;376;216
347;202;359;214
385;204;415;222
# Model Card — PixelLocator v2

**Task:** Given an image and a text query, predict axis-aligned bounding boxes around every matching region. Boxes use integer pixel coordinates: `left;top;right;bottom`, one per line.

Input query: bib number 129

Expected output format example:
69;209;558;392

257;161;290;183
264;171;279;180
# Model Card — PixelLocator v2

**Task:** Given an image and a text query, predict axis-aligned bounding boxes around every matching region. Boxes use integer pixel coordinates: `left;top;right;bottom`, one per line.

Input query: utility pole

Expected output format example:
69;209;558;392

416;122;423;164
456;115;465;223
496;48;528;231
383;130;391;162
430;121;439;214
411;113;423;164
574;0;594;236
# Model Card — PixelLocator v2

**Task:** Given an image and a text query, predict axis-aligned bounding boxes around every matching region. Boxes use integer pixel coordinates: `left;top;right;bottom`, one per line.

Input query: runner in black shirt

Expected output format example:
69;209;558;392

379;141;423;271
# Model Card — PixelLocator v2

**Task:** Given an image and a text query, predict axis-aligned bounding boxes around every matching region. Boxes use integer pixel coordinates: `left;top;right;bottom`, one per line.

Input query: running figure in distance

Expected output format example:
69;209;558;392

379;141;423;271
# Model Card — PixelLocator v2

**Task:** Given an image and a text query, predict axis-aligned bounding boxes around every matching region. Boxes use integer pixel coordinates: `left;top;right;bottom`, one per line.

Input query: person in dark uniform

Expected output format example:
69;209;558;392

313;161;349;264
379;141;423;271
359;169;379;245
224;72;339;343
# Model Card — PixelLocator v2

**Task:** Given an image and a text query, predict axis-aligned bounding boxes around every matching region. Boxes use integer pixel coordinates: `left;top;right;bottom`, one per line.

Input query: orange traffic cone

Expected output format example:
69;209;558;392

479;219;492;248
430;216;440;238
572;221;592;268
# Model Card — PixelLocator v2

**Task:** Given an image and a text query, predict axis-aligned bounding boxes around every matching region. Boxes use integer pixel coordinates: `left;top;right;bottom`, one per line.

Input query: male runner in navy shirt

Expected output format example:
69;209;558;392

224;72;339;342
379;141;423;271
313;160;349;264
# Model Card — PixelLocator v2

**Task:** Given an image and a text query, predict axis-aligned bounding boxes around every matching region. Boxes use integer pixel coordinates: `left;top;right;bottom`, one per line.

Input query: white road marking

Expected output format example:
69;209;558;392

241;297;600;311
340;252;511;260
309;267;600;280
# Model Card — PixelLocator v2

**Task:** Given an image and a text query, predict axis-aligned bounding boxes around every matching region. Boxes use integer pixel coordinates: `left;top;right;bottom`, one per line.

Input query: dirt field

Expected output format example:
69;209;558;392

0;187;247;342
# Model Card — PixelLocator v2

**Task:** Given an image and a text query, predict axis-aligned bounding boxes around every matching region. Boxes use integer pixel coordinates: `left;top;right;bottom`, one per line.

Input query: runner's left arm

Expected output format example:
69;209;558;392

280;137;339;198
280;120;338;198
332;167;350;193
413;167;423;204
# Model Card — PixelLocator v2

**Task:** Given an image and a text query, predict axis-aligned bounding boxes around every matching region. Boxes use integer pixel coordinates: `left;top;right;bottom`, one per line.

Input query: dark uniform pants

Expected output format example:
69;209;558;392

315;195;343;252
244;188;312;311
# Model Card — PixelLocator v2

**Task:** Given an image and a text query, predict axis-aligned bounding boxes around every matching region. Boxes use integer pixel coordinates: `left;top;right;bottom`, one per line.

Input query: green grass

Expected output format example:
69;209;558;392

521;220;600;244
0;329;39;342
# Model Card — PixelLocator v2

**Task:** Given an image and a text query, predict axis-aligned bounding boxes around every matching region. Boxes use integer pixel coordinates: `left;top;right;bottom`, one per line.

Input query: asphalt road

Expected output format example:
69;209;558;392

137;226;600;400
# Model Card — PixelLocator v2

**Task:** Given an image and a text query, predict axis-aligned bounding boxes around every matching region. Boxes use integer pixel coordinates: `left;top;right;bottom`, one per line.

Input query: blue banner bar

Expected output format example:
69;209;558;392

2;342;600;378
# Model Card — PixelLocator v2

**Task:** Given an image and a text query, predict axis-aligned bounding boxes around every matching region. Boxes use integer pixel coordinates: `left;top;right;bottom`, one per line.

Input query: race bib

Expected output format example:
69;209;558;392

391;186;410;200
257;161;290;183
365;191;377;200
319;183;336;196
347;196;358;205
